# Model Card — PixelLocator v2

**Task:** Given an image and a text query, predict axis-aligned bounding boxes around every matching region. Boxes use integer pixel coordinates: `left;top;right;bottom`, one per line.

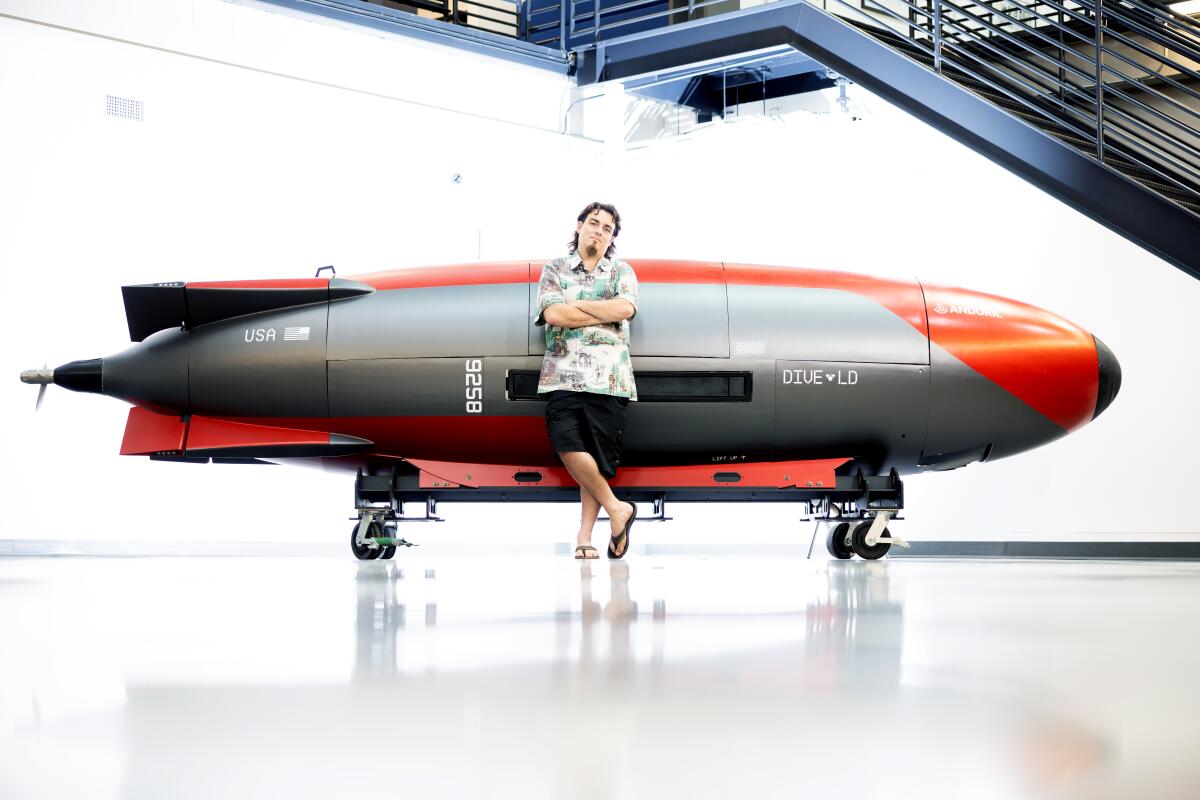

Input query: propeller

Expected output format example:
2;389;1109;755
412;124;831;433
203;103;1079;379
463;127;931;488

20;366;53;411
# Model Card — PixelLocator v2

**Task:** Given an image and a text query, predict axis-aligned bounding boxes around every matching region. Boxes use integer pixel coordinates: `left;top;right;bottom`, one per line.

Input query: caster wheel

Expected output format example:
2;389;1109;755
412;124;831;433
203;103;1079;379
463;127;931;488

380;524;398;560
825;522;854;559
850;520;891;561
351;521;383;560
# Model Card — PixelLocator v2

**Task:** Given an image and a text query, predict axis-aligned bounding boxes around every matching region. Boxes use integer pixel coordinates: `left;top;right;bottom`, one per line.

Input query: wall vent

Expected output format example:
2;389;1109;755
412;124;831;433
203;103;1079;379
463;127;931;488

105;95;143;121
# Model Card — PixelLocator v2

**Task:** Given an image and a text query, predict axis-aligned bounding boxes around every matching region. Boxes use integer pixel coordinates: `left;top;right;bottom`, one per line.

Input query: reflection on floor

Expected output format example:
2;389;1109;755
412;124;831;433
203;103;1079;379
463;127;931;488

1;554;1199;799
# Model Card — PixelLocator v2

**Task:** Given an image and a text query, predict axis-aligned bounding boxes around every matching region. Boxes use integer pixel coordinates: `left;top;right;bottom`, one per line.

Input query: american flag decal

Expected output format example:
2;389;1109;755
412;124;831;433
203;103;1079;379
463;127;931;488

283;326;311;341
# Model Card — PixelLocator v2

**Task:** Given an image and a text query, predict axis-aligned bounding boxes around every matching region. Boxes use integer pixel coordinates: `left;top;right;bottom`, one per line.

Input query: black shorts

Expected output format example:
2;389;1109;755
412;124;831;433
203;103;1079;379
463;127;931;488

544;390;629;479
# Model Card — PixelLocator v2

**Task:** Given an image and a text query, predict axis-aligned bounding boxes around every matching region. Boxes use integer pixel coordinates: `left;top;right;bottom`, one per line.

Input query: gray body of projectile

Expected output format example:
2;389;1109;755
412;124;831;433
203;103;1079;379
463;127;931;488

91;274;1081;475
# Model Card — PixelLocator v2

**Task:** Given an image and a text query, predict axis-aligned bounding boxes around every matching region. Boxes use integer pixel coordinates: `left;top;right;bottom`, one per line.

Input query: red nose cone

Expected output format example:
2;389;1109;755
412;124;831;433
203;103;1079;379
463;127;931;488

923;284;1100;432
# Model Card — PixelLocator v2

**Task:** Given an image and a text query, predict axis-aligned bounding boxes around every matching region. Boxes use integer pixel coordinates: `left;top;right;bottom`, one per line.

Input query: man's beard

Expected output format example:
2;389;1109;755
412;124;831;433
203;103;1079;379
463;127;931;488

581;240;601;259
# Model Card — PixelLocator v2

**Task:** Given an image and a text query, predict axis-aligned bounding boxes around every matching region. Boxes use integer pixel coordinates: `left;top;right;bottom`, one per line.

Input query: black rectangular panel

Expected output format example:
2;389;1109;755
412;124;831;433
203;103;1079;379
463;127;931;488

506;370;752;402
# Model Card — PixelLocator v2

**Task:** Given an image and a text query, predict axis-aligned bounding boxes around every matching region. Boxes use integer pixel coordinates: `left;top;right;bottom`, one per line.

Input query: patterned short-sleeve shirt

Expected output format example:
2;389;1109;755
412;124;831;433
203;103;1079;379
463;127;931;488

533;253;639;400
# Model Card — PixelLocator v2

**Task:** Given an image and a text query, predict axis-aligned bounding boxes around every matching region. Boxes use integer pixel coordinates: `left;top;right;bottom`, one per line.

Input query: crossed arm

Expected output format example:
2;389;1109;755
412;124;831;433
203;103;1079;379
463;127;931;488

543;298;635;329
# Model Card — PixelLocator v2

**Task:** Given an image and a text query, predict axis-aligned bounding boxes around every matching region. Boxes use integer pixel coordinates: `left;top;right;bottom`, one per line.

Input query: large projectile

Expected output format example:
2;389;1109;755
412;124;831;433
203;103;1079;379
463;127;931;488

21;260;1119;558
23;260;1119;470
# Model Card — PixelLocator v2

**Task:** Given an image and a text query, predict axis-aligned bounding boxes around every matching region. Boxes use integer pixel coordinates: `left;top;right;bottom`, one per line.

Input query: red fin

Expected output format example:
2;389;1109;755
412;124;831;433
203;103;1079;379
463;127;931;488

120;407;187;456
186;417;372;458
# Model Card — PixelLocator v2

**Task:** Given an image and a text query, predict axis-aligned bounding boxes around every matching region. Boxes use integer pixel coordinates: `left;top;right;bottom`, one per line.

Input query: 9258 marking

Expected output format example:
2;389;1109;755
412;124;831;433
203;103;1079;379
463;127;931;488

465;359;482;414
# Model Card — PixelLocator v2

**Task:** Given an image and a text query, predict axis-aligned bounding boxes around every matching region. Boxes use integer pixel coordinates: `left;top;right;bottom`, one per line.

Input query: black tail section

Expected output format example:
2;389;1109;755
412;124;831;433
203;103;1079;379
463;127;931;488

121;278;373;341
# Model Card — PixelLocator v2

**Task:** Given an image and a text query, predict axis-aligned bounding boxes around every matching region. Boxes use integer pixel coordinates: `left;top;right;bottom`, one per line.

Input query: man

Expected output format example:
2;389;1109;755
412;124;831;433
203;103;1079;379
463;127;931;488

533;202;639;560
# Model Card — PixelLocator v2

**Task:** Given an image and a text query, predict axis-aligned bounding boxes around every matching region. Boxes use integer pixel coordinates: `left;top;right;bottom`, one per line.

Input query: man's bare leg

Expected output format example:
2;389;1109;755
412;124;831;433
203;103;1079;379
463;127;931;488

577;486;601;553
559;451;633;539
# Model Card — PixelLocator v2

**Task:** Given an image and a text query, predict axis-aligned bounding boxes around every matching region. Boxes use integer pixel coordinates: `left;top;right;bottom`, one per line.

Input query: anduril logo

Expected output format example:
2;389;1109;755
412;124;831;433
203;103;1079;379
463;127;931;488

934;303;1002;318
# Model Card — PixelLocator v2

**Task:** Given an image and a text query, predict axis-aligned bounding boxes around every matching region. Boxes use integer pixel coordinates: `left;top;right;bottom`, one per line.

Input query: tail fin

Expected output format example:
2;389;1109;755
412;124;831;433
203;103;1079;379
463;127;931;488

121;278;373;341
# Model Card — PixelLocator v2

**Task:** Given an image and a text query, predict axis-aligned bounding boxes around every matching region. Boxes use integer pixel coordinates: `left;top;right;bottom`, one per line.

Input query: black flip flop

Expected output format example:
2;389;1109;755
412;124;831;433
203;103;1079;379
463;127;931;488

574;544;599;560
608;501;636;560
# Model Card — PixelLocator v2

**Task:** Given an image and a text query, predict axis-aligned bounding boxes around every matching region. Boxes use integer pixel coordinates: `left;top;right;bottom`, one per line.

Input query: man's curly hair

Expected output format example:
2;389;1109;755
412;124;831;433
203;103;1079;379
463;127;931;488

567;202;621;259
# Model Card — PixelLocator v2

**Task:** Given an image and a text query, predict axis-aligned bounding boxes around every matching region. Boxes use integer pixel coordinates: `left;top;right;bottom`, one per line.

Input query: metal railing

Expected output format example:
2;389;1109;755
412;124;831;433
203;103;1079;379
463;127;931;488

525;0;756;48
361;0;521;37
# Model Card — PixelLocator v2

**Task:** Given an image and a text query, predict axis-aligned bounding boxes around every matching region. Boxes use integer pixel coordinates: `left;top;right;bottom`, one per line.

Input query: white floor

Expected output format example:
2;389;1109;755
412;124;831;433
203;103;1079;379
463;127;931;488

2;553;1199;799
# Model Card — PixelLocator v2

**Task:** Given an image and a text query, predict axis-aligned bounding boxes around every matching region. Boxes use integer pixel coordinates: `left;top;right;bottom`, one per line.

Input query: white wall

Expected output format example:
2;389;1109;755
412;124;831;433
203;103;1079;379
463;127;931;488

0;0;600;545
1;0;1195;544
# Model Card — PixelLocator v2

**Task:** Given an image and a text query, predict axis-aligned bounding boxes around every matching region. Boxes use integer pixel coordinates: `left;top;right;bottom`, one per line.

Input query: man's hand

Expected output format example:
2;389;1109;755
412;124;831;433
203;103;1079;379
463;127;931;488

542;303;606;329
567;298;635;323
